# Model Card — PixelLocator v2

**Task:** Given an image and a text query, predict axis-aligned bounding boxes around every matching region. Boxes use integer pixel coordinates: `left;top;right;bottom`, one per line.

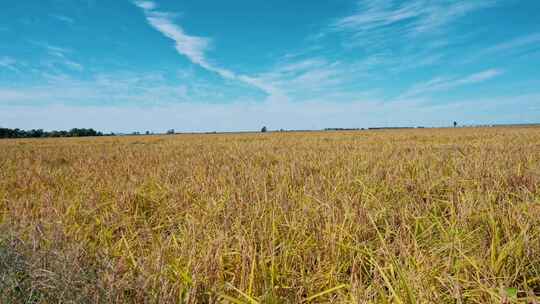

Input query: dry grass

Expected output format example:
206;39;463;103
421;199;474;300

1;127;539;303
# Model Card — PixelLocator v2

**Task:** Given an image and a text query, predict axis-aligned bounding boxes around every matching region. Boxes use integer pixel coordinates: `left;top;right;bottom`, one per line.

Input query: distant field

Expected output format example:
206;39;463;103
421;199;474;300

1;127;539;303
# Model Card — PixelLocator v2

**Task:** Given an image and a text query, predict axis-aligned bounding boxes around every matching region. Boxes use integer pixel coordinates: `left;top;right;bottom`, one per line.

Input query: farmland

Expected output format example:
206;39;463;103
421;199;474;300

1;127;539;303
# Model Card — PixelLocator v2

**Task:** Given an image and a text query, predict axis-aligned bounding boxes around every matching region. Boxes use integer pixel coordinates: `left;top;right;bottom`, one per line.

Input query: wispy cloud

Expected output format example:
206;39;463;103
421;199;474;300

249;58;343;95
29;41;72;57
483;33;540;55
134;1;156;10
412;1;497;34
231;58;360;104
460;69;503;84
460;32;540;65
400;69;503;98
0;72;189;106
28;41;84;72
62;60;84;71
307;0;499;80
0;57;19;72
133;1;280;97
50;15;74;24
144;12;210;69
332;0;497;36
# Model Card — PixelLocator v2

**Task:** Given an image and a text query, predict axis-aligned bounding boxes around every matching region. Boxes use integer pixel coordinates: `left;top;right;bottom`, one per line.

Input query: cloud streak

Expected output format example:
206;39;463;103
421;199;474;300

29;42;84;72
133;1;280;97
483;32;540;55
0;57;18;72
0;71;194;105
50;15;75;24
400;69;503;98
333;0;497;36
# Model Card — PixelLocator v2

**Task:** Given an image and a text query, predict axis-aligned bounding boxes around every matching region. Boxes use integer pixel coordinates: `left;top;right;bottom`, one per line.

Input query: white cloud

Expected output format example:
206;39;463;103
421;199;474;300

483;33;540;55
45;44;71;56
28;42;84;72
400;69;503;98
134;1;157;10
0;57;18;72
412;1;496;34
243;58;360;99
309;0;497;79
28;41;72;58
0;57;16;67
62;59;84;71
334;0;420;33
460;32;540;65
0;72;189;106
333;0;497;36
459;69;502;84
133;1;281;98
50;15;74;24
145;12;210;68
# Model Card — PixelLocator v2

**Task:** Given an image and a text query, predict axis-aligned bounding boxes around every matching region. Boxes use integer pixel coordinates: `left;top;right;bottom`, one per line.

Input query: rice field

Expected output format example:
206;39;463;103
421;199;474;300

1;127;539;303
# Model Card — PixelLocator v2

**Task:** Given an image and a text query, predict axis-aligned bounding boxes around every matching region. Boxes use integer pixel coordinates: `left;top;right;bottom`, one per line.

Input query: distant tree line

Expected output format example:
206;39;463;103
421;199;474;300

0;127;105;139
324;128;364;131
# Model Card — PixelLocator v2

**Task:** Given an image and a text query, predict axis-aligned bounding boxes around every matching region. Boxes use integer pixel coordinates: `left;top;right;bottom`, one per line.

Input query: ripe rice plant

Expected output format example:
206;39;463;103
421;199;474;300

1;127;539;303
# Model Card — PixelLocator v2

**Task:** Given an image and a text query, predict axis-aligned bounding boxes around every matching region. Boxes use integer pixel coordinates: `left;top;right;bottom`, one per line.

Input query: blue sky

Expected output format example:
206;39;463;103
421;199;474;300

1;0;539;132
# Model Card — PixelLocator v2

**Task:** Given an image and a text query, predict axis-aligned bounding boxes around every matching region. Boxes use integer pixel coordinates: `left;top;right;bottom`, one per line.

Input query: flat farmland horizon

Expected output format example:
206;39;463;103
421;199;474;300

1;127;539;303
